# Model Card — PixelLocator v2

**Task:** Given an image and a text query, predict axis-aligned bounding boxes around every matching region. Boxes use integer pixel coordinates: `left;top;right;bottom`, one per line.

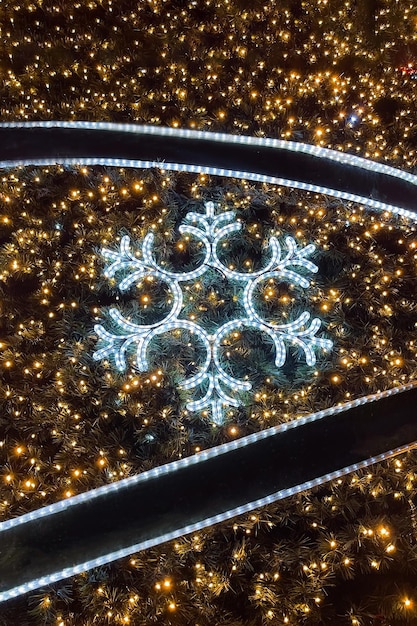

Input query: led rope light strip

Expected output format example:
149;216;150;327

0;382;412;534
1;383;417;602
0;122;416;219
1;120;417;188
93;201;332;424
0;451;415;602
0;448;413;603
0;156;411;221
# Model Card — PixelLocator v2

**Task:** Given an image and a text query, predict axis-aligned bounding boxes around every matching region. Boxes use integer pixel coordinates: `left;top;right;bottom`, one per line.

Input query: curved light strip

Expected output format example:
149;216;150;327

0;155;413;220
1;383;417;602
1;120;417;187
0;122;416;220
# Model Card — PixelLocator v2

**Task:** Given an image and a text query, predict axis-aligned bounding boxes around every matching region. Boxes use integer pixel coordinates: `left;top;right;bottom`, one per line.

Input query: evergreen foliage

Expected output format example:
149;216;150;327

2;0;417;623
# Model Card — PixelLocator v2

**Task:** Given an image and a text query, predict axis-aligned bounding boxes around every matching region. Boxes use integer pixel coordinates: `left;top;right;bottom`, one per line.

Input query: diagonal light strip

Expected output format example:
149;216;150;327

1;383;417;602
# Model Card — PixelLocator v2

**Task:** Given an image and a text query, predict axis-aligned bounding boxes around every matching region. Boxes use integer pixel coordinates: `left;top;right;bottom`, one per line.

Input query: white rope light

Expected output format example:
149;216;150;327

1;382;416;603
1;123;416;602
93;201;333;424
0;122;416;220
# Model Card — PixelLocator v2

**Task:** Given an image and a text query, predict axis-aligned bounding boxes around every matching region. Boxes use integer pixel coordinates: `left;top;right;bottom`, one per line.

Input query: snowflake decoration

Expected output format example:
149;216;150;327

93;202;333;424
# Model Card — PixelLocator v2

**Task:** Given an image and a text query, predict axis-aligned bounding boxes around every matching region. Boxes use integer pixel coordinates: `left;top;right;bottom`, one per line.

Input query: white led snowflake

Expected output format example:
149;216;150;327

93;202;333;424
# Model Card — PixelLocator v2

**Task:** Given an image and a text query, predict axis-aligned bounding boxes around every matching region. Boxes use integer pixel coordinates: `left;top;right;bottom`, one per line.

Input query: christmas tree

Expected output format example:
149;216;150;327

2;1;417;624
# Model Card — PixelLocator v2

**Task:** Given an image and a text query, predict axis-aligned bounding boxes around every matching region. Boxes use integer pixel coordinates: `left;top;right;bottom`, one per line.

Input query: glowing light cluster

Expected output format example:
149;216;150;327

93;201;333;424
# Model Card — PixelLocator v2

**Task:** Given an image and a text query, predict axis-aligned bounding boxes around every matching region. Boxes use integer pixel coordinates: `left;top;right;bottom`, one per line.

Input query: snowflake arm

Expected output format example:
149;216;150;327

101;235;144;279
93;322;140;371
186;375;216;411
185;374;241;426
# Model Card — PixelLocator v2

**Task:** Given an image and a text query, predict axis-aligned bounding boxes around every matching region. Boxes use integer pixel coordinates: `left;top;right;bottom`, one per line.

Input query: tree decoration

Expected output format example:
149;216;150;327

3;0;417;621
94;201;333;424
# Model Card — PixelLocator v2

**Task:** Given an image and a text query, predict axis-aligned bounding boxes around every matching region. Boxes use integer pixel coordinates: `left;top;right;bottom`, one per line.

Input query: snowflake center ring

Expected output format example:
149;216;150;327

93;201;333;424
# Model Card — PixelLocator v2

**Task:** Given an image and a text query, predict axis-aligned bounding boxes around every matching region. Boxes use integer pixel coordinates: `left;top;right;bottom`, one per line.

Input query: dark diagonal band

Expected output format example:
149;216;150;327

1;385;417;601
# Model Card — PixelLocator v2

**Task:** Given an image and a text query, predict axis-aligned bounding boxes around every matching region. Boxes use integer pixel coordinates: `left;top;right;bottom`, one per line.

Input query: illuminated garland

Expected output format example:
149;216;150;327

93;201;333;424
1;122;417;219
1;382;417;603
